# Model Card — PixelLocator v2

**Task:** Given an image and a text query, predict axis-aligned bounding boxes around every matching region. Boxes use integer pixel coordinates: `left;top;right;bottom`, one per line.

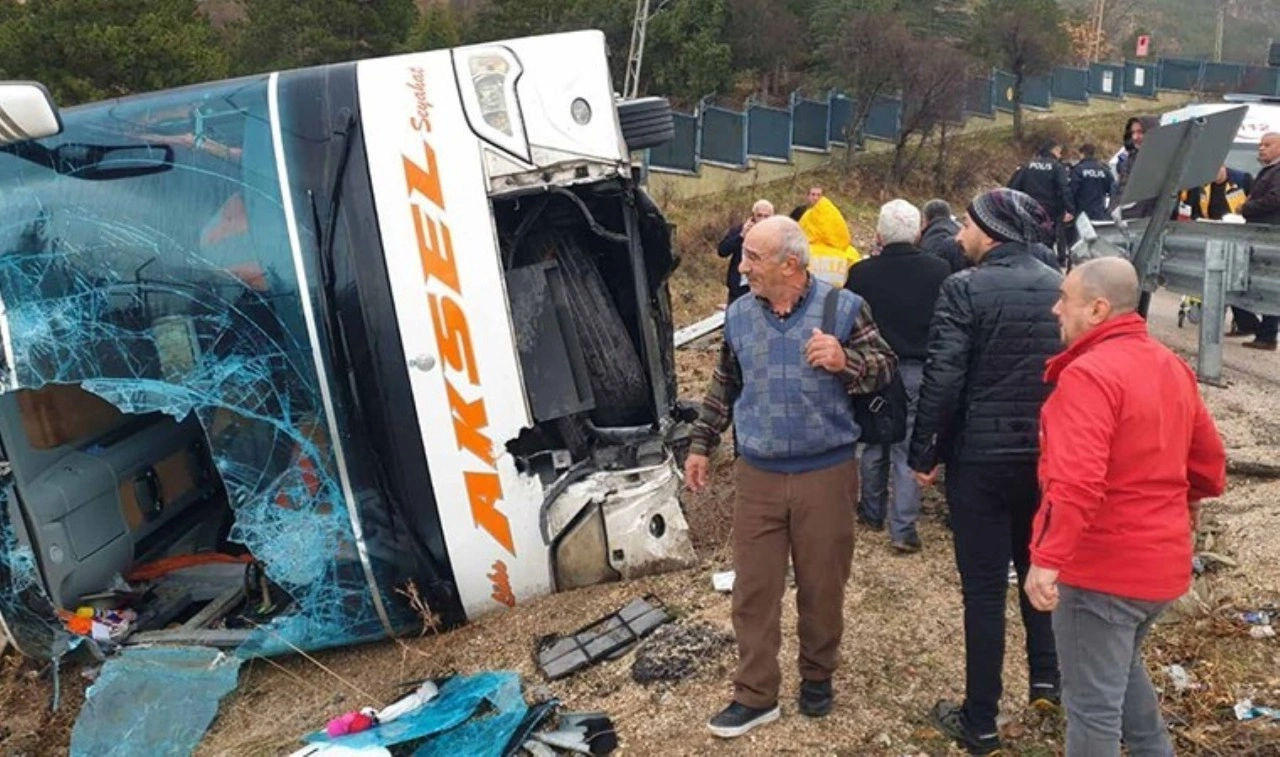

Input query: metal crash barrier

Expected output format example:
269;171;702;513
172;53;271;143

1081;218;1280;385
1070;104;1270;385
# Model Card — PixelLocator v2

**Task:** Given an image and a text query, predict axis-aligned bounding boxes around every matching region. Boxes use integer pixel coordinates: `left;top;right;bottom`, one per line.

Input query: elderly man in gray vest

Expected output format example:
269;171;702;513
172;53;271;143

686;214;897;738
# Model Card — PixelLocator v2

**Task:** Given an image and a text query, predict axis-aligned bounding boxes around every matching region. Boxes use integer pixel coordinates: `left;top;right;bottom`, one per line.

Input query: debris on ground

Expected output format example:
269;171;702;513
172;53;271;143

631;622;735;684
300;671;526;756
536;596;670;680
1233;699;1280;722
1165;664;1194;693
529;711;618;755
69;646;241;757
711;572;734;593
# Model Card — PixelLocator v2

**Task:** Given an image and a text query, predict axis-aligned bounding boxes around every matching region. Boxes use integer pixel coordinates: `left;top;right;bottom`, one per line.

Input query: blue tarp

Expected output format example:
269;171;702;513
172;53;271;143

69;646;242;757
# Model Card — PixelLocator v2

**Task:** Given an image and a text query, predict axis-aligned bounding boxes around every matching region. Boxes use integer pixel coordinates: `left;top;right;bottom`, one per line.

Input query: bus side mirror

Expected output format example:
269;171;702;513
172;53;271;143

0;82;63;145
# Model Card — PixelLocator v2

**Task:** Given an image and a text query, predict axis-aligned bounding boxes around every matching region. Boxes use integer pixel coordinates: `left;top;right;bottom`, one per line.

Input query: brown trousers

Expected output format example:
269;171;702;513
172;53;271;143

731;457;857;709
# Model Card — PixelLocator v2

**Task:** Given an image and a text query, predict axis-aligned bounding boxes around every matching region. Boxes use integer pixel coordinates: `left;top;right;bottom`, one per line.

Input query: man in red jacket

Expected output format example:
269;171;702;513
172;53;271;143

1026;257;1226;757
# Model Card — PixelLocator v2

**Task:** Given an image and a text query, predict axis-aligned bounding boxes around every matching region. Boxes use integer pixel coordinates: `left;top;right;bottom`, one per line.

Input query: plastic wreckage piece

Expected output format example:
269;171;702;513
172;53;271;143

68;646;241;757
536;595;671;680
291;746;391;757
1234;699;1280;721
304;671;526;755
532;712;618;756
500;699;560;757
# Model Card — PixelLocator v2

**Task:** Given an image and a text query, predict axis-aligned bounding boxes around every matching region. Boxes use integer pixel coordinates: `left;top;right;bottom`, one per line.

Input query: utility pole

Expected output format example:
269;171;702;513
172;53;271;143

1092;0;1107;63
1214;1;1225;63
623;0;651;100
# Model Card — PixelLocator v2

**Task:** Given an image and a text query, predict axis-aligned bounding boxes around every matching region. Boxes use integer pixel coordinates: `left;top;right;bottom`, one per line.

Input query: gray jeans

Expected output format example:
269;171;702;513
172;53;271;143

1053;584;1174;757
858;359;924;540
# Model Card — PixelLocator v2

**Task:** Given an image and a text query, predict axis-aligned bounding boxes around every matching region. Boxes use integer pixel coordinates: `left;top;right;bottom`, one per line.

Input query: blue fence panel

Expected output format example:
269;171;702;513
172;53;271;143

1158;58;1203;91
965;75;995;117
1126;62;1158;97
1052;67;1090;103
699;106;746;166
648;112;698;172
864;97;901;141
1022;74;1053;109
1242;66;1280;97
1202;62;1244;93
1088;63;1125;98
994;70;1016;112
791;96;829;150
746;104;791;160
828;94;855;144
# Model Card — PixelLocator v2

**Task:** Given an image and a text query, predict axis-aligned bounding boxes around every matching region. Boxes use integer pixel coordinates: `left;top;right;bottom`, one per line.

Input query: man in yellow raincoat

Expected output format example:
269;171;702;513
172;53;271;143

799;196;862;287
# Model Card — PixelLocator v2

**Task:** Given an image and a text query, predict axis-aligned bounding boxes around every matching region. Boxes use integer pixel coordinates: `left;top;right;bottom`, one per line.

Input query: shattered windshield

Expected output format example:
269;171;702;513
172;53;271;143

0;76;396;656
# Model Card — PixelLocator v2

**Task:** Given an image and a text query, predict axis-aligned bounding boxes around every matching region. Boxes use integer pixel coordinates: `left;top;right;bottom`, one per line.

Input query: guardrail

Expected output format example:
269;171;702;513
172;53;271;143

1088;219;1280;384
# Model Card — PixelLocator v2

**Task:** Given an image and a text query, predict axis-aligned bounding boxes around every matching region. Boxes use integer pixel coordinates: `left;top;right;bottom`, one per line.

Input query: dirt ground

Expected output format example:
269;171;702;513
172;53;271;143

1;290;1277;756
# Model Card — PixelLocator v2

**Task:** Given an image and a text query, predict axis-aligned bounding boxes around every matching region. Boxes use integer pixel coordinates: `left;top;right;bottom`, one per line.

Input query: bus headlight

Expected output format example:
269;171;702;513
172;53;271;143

457;48;529;162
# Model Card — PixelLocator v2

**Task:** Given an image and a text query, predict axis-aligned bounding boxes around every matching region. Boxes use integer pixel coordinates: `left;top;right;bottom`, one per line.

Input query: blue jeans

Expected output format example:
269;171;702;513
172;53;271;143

858;360;924;540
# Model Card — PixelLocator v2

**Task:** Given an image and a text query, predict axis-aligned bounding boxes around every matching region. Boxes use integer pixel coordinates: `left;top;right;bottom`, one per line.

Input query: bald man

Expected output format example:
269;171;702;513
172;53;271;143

1239;131;1280;349
718;199;775;304
687;215;897;738
1027;257;1226;757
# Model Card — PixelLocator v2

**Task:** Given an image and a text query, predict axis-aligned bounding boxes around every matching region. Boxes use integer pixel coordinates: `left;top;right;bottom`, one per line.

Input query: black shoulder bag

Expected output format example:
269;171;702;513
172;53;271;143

822;288;908;445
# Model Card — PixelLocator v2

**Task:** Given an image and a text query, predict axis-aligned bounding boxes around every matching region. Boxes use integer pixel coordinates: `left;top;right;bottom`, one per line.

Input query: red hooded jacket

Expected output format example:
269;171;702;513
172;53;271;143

1031;313;1226;602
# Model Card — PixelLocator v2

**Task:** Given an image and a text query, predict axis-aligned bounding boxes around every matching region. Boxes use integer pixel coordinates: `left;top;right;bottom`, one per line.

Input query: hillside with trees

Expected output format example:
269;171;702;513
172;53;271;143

1;0;1273;110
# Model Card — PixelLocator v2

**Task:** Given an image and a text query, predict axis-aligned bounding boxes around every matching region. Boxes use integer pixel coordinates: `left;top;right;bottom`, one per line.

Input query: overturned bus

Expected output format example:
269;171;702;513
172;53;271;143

0;30;697;661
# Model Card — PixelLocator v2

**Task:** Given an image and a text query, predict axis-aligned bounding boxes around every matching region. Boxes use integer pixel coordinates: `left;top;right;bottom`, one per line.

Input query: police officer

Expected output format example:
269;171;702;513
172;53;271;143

1070;144;1115;222
1009;141;1075;264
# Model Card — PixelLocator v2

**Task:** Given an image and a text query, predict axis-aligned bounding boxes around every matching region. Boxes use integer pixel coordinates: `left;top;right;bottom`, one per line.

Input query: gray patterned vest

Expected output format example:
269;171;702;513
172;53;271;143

725;278;862;473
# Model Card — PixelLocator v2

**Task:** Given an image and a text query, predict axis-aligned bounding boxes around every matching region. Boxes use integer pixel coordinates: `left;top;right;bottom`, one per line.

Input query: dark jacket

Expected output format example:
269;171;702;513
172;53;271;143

1241;162;1280;225
907;243;1063;472
844;242;951;361
717;223;750;302
1070;157;1115;221
920;216;968;273
1009;154;1075;220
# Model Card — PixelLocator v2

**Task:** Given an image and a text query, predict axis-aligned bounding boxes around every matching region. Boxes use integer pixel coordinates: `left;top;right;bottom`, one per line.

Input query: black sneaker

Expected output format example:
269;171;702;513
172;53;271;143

798;679;834;717
930;700;1003;755
891;532;922;553
857;510;885;531
1029;682;1062;713
707;701;780;739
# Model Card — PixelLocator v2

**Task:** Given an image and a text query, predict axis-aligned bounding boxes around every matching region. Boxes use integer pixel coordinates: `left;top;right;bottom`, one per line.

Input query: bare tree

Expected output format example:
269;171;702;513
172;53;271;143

817;10;913;166
887;39;972;188
969;0;1068;140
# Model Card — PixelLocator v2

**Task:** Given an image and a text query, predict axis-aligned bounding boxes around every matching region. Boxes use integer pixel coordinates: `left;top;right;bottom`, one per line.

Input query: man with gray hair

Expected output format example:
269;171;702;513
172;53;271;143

1028;257;1225;756
687;215;897;737
846;199;951;552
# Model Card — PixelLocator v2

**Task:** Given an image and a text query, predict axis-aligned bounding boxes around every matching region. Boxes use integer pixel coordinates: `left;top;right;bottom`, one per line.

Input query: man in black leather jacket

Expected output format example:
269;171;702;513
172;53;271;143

908;188;1064;756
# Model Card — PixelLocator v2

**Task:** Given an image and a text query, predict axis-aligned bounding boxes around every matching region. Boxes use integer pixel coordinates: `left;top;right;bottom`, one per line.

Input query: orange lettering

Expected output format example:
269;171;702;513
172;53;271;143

412;208;461;294
466;471;514;556
488;560;516;607
428;293;479;384
402;143;445;210
445;379;495;465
